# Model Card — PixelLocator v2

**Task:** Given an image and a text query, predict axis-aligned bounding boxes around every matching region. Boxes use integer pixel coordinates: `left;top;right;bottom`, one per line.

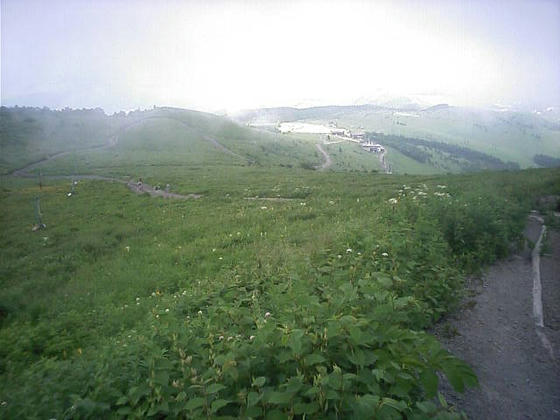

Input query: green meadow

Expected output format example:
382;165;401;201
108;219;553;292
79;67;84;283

1;107;559;418
234;105;560;174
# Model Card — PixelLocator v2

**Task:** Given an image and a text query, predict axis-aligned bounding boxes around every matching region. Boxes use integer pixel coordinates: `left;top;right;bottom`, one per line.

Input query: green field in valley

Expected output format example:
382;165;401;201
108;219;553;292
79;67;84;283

234;104;560;174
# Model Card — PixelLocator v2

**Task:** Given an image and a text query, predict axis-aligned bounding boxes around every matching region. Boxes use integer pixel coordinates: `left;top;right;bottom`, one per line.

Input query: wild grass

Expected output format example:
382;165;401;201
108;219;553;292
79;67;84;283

2;106;559;417
1;163;558;418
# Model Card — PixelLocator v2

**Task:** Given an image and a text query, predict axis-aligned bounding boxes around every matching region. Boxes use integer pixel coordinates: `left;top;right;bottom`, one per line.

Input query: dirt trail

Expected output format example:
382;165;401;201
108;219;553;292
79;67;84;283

126;181;201;199
141;115;248;162
9;120;202;200
315;143;332;170
379;149;391;174
433;216;560;419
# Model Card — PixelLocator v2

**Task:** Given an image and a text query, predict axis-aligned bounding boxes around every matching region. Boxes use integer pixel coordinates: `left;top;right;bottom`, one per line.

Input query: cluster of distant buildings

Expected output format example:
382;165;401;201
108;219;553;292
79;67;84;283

268;120;385;154
360;141;385;153
327;122;385;153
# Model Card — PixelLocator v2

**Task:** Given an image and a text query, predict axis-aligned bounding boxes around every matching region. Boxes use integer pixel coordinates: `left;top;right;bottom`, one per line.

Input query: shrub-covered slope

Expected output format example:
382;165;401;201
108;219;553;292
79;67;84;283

1;166;559;418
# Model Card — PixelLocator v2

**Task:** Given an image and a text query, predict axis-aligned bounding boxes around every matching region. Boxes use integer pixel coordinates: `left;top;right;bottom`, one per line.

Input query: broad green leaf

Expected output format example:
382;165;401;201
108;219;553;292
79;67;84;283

437;392;448;408
380;397;406;412
211;399;230;413
245;406;262;417
154;370;169;386
304;353;326;366
247;391;261;407
206;383;226;394
116;396;128;406
267;391;293;405
253;376;266;388
416;400;437;414
419;370;438;398
265;409;287;420
185;397;205;411
293;401;320;415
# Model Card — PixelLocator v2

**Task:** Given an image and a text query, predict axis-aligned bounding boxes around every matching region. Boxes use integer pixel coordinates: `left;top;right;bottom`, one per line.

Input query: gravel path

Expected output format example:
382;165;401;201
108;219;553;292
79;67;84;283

433;216;560;419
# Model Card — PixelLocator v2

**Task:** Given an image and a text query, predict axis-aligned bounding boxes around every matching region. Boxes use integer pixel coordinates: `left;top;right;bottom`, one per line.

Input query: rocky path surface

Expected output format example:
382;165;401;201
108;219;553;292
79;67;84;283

433;216;560;419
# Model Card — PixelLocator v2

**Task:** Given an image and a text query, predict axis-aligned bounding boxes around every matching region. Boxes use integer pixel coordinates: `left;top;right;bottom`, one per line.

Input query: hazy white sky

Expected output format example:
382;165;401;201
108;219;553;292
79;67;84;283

2;0;559;112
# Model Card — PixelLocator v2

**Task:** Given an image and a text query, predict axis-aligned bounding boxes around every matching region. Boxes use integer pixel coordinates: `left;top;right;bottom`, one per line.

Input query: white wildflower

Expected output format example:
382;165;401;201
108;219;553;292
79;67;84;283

346;248;352;253
337;254;342;259
249;335;255;340
197;310;203;315
265;312;271;318
219;335;224;340
388;198;398;204
260;206;267;210
382;252;389;257
165;308;169;313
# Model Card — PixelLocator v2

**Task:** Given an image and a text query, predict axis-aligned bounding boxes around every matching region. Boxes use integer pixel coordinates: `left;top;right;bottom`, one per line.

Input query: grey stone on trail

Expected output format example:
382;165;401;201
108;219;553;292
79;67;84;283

432;217;560;419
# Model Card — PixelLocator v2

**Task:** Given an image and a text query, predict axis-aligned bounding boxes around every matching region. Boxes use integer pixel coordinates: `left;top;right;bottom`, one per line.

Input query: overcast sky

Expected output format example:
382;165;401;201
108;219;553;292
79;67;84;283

2;0;559;113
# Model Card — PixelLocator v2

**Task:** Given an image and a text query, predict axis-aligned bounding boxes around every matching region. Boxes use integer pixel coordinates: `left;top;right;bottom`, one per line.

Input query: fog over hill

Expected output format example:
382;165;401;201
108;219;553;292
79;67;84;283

2;0;559;113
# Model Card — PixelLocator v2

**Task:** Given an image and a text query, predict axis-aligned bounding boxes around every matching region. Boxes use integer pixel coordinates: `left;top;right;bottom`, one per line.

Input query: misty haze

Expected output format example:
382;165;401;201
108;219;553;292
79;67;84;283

1;0;559;418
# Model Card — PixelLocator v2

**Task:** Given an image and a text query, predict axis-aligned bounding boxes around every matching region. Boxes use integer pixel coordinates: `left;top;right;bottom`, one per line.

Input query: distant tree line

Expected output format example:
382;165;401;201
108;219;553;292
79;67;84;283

533;154;560;168
366;132;520;171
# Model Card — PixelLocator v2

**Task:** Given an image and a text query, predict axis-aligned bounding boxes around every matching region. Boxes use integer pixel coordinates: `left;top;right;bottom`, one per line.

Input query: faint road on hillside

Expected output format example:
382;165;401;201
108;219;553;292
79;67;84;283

315;143;332;170
8;120;203;200
379;149;391;174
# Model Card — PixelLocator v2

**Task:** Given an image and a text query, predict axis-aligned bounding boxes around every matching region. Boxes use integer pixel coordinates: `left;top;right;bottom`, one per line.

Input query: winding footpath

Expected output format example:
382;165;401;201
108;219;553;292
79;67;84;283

7;116;251;200
433;214;560;419
315;143;332;170
378;149;391;174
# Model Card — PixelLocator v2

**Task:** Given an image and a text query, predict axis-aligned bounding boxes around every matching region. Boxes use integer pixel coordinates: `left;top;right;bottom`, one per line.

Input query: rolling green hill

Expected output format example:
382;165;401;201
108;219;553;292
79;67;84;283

234;104;560;174
2;107;383;180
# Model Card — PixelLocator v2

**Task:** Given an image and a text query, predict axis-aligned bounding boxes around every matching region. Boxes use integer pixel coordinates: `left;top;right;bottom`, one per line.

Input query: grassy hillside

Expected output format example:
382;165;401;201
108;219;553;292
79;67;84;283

1;106;559;418
234;104;560;174
2;162;560;417
4;107;372;178
0;107;119;174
